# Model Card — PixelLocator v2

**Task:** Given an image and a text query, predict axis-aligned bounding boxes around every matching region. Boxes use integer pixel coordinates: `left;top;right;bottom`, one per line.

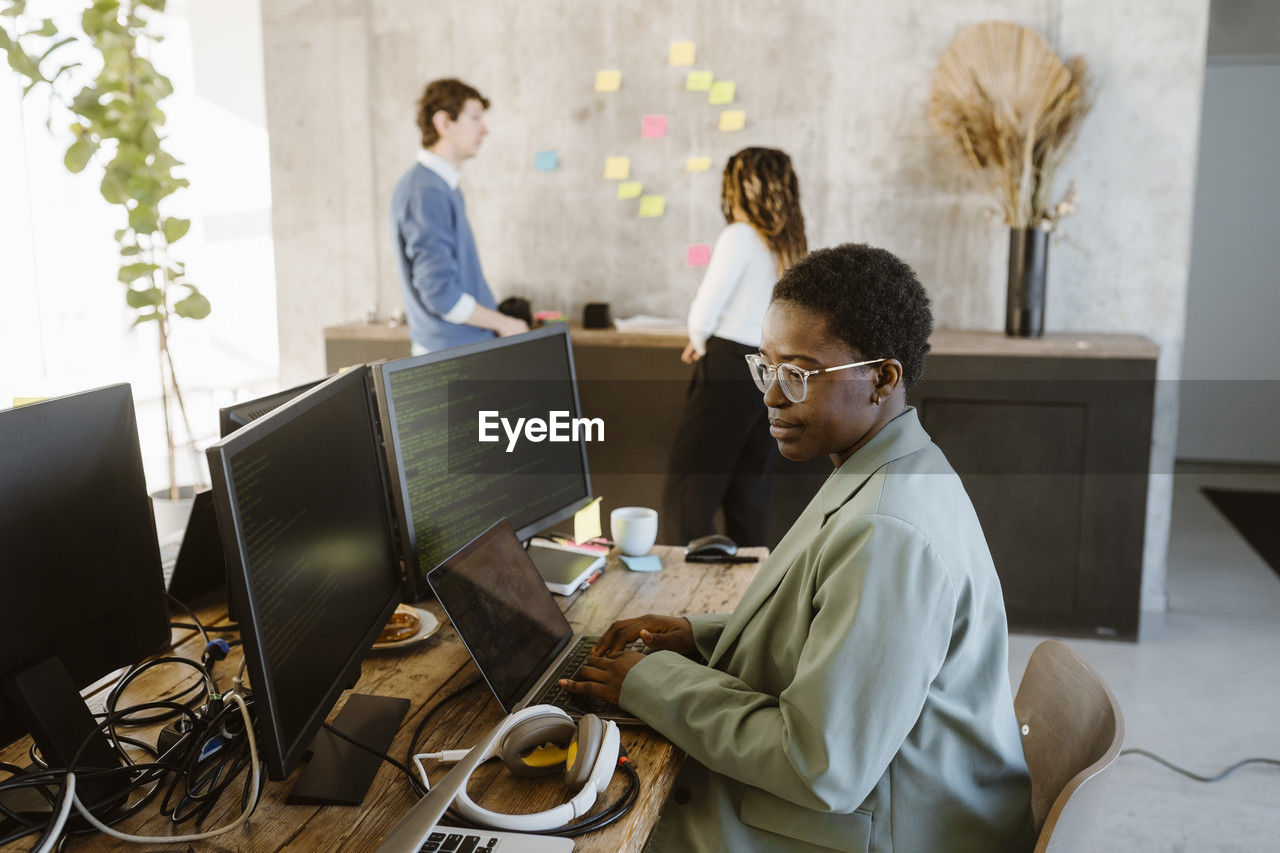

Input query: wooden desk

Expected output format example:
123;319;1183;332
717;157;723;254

0;545;763;851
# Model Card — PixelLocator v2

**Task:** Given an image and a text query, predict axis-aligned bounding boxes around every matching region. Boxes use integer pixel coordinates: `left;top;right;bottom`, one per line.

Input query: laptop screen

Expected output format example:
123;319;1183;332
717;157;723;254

427;520;574;711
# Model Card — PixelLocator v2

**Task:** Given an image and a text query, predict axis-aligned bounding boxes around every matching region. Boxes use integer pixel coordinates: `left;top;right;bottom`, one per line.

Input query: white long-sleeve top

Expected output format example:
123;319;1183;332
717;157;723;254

686;222;778;355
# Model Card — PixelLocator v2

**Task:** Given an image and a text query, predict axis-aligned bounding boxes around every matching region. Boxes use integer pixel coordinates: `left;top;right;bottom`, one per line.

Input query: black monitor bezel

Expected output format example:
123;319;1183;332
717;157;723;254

206;367;403;780
374;324;594;600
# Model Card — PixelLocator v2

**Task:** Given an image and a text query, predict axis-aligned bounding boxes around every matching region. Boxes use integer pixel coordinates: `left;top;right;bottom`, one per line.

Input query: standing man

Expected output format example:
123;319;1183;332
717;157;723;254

392;78;527;354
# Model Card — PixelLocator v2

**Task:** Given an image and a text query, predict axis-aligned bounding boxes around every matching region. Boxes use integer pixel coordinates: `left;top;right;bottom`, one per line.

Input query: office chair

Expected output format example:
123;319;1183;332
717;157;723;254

1015;639;1125;852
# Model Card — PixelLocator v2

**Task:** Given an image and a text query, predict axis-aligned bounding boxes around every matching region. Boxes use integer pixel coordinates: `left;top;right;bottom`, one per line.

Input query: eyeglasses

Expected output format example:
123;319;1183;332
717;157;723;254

744;353;886;403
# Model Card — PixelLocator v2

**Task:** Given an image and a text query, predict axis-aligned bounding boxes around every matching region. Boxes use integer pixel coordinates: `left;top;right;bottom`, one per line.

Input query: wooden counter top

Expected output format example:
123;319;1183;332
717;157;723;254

325;321;1157;360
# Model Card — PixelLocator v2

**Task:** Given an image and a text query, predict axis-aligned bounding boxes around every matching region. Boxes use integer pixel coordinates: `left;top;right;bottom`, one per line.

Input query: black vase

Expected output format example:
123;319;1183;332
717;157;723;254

1006;227;1048;338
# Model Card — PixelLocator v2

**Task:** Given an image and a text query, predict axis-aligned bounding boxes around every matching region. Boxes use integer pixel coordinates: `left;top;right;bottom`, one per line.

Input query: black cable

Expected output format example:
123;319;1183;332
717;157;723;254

403;677;484;772
169;622;239;633
320;722;426;797
165;593;210;648
1122;748;1280;783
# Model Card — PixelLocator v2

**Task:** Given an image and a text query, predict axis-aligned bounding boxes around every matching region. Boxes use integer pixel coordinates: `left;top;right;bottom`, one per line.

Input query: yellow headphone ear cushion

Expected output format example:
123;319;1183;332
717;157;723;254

497;711;577;778
565;714;604;789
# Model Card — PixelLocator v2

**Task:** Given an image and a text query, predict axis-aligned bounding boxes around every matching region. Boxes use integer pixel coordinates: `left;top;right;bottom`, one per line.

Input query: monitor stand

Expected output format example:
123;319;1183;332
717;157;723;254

0;657;123;817
286;693;411;806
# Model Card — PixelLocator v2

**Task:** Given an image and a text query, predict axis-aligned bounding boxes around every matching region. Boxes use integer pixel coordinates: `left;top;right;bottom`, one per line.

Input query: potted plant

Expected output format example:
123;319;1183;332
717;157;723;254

2;0;210;504
928;21;1092;337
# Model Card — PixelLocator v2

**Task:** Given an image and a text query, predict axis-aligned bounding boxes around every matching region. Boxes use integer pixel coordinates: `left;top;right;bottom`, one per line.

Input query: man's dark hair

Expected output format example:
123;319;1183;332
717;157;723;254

416;78;490;148
772;243;933;389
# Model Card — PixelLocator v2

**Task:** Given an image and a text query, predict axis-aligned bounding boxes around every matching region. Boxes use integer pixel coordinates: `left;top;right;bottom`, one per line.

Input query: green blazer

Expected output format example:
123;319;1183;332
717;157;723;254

621;408;1035;852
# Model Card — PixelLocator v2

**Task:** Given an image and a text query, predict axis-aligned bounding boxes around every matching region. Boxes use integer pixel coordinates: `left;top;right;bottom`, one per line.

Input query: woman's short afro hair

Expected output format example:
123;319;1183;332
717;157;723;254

772;243;933;389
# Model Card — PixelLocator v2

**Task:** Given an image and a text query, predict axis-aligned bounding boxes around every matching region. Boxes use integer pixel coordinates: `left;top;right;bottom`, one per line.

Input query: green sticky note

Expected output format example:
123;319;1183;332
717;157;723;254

617;181;643;199
638;195;666;218
708;80;735;105
621;554;663;573
685;70;713;91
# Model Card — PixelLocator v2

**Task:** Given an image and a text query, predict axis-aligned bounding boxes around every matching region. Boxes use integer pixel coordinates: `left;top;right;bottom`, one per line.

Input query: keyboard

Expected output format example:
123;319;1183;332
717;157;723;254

532;637;648;716
419;827;573;852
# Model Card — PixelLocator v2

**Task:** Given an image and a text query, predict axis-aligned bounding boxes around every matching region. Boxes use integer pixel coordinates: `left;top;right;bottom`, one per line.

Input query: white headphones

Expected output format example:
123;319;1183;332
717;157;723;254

443;705;620;832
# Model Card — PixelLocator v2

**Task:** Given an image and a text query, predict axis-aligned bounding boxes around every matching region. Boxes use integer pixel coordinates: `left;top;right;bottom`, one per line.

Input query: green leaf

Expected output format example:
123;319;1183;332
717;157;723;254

113;227;128;241
1;2;28;18
136;0;165;12
118;261;159;283
174;291;210;320
101;170;127;204
0;27;11;49
127;203;156;233
5;42;43;82
120;244;141;256
37;36;75;64
125;286;163;308
131;310;160;326
28;18;55;37
50;61;82;84
161;217;189;243
64;137;95;172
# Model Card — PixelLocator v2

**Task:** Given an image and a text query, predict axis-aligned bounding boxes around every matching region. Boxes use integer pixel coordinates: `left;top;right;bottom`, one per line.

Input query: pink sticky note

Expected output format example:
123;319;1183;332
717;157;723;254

687;243;711;266
641;114;668;139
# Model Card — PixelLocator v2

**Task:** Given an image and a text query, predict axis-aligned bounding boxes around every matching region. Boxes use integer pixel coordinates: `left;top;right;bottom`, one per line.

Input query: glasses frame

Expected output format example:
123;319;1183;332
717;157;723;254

744;353;887;403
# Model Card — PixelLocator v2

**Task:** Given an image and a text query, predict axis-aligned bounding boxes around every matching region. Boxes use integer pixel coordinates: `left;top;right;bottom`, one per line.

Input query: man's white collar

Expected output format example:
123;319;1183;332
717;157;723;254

417;148;461;190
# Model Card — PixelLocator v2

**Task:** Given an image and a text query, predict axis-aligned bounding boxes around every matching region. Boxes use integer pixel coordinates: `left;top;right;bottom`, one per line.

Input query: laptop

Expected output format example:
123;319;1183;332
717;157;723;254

427;519;644;725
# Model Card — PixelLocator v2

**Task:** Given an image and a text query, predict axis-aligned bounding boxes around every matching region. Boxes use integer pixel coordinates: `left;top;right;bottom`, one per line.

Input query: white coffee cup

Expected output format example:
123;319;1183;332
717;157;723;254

610;507;659;557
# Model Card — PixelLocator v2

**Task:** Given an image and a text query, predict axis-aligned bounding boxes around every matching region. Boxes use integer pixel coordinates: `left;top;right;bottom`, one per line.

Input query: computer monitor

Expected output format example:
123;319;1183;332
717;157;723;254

206;368;408;802
0;385;170;807
375;324;594;599
218;378;325;438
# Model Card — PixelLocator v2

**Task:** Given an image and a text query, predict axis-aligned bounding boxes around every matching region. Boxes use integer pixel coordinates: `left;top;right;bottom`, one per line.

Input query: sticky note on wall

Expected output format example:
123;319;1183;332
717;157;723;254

574;497;602;544
685;156;712;172
708;80;736;105
638;195;666;218
686;244;711;266
595;69;622;92
603;156;630;180
534;150;558;171
718;110;746;132
641;114;668;139
669;41;696;66
685;70;714;91
617;181;643;199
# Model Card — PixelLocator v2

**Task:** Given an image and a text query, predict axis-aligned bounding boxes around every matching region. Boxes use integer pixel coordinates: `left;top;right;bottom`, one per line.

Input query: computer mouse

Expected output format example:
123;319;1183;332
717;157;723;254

684;534;738;558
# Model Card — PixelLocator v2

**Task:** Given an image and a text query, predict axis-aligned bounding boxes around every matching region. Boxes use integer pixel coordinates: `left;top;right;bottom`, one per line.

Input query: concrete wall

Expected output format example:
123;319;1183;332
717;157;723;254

261;0;1210;613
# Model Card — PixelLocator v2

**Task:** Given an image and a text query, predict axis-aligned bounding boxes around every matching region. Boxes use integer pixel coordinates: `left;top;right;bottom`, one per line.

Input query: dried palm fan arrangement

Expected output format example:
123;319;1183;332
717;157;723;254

929;22;1091;231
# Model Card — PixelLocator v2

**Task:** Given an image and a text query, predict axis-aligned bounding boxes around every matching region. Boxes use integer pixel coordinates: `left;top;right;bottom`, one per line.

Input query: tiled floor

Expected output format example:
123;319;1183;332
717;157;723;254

1007;463;1280;851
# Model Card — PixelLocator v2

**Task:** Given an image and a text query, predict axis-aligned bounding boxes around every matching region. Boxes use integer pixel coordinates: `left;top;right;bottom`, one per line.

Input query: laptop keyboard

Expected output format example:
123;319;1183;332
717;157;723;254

419;829;499;851
532;636;648;716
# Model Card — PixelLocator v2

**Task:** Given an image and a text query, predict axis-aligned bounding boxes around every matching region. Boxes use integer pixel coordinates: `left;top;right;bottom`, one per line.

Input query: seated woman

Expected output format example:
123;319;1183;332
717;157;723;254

561;244;1035;852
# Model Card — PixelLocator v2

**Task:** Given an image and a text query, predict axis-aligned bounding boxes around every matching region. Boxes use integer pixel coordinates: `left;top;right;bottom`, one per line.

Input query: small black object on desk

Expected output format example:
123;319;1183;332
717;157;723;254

685;554;759;564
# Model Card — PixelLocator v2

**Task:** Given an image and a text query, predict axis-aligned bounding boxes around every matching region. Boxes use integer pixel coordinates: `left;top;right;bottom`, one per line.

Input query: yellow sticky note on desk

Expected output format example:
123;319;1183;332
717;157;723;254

603;156;630;180
574;497;602;545
638;195;666;218
594;69;622;92
718;110;746;132
617;181;643;199
708;80;735;105
685;156;712;172
685;70;713;91
669;41;696;66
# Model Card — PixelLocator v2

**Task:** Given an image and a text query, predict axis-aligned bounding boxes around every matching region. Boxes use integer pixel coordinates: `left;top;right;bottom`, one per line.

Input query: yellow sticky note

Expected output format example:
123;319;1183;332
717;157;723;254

11;397;46;407
685;70;713;91
603;156;630;180
685;156;712;172
669;41;696;66
574;497;603;545
708;80;736;105
617;181;643;199
718;110;746;132
594;69;622;92
638;195;666;218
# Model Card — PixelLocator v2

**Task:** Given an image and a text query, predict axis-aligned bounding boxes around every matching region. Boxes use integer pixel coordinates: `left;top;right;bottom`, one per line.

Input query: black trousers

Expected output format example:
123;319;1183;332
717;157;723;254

662;336;774;546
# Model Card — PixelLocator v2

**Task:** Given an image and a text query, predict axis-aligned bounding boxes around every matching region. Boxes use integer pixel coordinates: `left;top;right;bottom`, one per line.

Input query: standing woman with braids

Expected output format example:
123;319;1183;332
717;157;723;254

662;148;807;547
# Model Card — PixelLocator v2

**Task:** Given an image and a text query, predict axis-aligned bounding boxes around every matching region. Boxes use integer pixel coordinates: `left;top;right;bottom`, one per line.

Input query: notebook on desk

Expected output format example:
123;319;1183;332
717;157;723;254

427;519;643;725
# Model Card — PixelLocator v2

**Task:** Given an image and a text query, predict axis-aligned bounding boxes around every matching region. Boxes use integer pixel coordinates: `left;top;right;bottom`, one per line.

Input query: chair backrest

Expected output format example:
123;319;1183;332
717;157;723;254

1014;640;1124;853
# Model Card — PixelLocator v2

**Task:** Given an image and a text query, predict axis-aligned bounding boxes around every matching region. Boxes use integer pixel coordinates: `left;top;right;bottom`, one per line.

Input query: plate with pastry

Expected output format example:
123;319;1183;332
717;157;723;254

372;603;439;650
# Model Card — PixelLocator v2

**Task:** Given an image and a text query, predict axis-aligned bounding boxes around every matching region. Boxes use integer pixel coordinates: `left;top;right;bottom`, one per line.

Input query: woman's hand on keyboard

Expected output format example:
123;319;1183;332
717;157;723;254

592;614;696;658
559;649;646;706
